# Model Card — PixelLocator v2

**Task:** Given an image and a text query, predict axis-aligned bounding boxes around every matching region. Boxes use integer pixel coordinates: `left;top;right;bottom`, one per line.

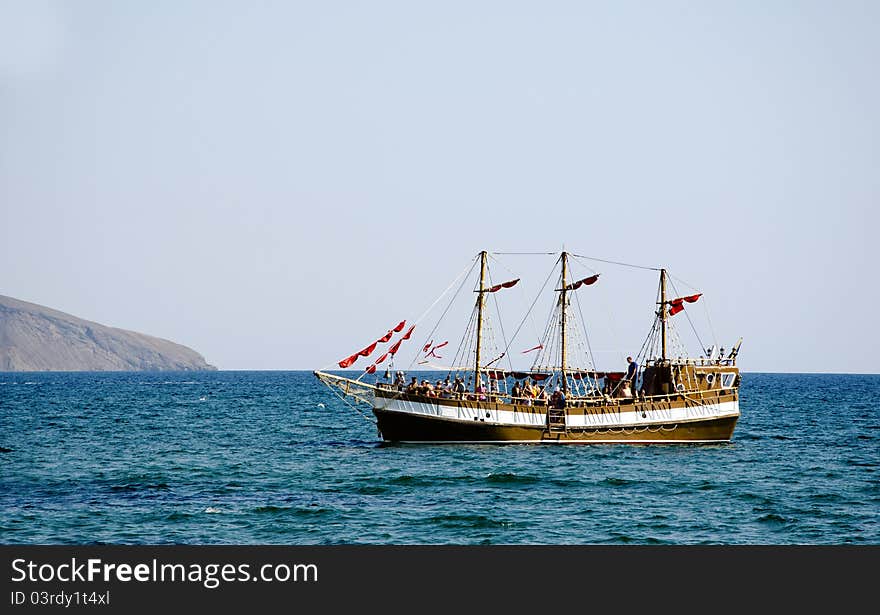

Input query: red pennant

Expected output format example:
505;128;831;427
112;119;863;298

401;325;415;340
389;339;403;355
683;293;702;303
422;340;433;353
522;344;543;354
669;300;685;316
375;352;389;365
338;319;407;368
338;353;359;368
565;274;599;291
365;364;377;374
358;342;377;357
487;278;519;293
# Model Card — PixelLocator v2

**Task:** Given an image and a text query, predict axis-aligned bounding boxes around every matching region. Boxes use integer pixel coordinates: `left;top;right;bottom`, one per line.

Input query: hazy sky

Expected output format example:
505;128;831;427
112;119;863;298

1;1;876;373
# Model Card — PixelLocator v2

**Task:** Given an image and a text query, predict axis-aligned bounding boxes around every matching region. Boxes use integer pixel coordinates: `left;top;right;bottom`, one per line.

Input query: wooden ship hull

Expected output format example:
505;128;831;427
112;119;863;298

373;387;738;444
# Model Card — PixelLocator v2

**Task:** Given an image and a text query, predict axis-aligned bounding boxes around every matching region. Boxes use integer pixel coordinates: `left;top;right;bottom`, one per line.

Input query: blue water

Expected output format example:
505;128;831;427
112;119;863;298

1;371;877;545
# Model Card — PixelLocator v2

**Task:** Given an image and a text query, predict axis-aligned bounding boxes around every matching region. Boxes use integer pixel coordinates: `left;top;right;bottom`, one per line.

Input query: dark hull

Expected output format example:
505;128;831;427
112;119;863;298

374;408;739;443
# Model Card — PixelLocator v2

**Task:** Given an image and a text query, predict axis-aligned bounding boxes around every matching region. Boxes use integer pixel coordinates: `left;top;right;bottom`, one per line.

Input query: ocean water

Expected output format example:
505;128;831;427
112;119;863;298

0;371;877;545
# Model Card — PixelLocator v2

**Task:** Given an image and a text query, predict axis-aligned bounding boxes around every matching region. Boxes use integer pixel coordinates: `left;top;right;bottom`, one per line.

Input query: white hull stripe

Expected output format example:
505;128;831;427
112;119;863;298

375;398;739;430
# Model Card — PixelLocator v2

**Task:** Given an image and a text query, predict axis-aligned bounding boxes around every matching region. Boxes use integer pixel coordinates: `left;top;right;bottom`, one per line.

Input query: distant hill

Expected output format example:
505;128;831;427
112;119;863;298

0;295;216;372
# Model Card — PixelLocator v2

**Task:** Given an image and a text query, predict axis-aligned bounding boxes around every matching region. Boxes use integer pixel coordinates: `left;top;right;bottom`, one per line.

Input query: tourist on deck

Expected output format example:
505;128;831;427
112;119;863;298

453;377;466;396
536;387;548;406
394;371;406;390
530;381;541;400
550;386;566;409
625;356;638;386
511;381;522;401
421;380;434;396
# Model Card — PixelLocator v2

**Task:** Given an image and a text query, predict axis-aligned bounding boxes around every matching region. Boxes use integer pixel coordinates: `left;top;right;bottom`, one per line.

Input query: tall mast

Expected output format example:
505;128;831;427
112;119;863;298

475;250;488;393
660;268;668;361
560;251;569;394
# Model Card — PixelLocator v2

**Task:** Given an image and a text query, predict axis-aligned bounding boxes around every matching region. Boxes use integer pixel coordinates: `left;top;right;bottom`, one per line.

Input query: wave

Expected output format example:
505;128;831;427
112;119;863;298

109;482;170;493
353;485;389;495
253;505;333;517
388;474;475;487
485;472;540;485
423;513;514;529
601;477;638;487
254;505;292;514
757;513;788;524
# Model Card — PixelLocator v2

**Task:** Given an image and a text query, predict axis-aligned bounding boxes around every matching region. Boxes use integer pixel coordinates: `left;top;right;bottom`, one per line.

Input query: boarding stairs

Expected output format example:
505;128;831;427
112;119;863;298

546;408;567;434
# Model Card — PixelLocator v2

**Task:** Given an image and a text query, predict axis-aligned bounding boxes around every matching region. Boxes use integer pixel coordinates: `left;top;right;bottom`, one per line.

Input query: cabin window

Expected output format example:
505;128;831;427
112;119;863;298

721;373;736;388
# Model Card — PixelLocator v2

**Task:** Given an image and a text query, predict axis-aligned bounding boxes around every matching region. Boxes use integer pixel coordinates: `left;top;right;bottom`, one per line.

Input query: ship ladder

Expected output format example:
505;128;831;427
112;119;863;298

546;408;567;434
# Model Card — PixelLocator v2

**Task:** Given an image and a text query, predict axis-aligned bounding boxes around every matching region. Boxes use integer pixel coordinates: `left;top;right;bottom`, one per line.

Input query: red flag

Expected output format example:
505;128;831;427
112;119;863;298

402;325;415;340
389;339;403;355
427;341;448;358
683;293;702;303
377;330;393;343
358;342;377;357
365;364;377;374
423;340;433;353
565;274;599;291
488;279;519;293
669;299;685;316
375;352;389;365
393;320;406;333
522;344;543;354
338;353;359;368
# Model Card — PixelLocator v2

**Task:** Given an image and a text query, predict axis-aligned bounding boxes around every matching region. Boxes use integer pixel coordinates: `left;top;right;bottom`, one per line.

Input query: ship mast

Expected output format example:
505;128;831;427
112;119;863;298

660;268;668;361
560;251;569;394
474;250;488;393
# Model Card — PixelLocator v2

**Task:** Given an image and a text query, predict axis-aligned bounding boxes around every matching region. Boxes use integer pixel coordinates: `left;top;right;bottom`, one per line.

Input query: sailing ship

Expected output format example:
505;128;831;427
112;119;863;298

315;251;742;444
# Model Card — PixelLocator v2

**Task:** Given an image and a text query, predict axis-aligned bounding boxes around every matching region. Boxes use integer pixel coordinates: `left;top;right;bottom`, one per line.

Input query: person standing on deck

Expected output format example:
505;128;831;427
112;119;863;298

511;381;522;402
625;356;638;389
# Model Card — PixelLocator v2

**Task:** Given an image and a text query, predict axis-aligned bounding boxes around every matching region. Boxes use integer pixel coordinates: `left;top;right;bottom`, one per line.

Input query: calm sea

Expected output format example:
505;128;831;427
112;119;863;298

1;371;877;545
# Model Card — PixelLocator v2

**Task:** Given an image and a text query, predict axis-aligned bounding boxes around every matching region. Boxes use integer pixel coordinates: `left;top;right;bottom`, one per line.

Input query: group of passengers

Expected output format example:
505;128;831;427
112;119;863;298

404;376;467;399
510;379;551;406
392;373;570;406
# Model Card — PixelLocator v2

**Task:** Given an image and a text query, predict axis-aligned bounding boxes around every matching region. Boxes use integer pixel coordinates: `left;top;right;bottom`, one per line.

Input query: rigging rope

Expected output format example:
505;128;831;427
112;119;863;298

498;255;558;365
668;277;707;357
570;253;661;271
322;378;378;424
406;255;479;373
491;252;557;255
669;272;718;351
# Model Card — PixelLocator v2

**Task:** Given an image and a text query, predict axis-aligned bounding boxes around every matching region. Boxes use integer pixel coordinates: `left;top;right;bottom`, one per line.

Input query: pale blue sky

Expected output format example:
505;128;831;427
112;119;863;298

1;1;877;373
